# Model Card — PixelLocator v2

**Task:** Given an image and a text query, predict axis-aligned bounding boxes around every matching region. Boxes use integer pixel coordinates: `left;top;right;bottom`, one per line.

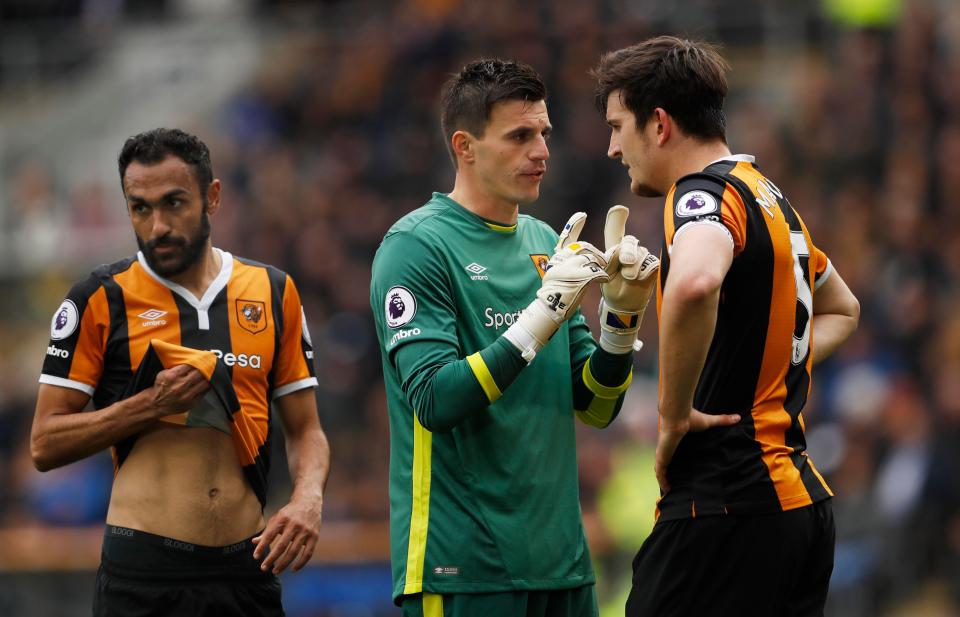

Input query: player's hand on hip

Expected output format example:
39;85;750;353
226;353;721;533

654;424;686;494
655;410;741;492
505;212;610;362
598;206;660;354
688;409;740;433
148;364;210;417
253;497;322;574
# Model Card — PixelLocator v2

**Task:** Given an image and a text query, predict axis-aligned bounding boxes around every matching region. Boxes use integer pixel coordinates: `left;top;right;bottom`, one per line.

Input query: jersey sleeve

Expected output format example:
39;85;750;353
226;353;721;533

371;231;461;356
38;274;109;396
666;173;747;255
811;243;833;291
270;275;319;399
371;231;527;432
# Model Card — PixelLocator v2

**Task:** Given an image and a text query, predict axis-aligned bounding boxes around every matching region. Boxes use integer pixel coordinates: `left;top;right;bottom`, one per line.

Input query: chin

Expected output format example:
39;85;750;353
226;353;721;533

631;180;664;198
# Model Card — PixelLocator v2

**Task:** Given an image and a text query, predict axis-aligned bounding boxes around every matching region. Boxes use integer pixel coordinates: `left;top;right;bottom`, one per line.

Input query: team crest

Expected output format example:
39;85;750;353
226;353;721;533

676;190;718;217
236;300;267;334
385;286;416;329
529;254;549;278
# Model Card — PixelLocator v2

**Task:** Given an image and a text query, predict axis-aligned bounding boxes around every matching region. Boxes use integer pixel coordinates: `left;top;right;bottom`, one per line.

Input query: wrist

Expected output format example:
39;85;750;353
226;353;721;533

503;298;562;362
598;299;645;354
658;407;691;434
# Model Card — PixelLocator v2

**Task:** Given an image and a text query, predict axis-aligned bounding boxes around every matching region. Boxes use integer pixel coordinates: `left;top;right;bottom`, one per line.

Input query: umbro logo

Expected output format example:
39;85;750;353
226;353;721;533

138;308;168;327
465;262;489;281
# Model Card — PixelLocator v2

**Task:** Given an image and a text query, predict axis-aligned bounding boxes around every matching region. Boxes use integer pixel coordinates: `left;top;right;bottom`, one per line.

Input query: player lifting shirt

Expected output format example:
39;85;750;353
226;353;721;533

32;128;330;617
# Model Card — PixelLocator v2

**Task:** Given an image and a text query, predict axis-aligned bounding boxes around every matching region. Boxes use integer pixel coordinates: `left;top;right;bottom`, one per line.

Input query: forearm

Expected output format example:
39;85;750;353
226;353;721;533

402;337;527;432
32;389;160;471
573;346;633;428
286;421;330;505
658;287;719;426
811;313;858;365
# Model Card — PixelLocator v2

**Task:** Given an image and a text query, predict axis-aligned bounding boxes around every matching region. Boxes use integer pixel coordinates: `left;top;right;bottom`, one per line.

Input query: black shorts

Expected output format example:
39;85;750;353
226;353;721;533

94;525;284;617
627;499;835;617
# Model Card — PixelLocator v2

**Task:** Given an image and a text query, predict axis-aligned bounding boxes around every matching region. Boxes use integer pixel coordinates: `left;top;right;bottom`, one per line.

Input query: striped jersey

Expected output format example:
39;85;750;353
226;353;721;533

39;248;318;506
656;155;833;521
371;193;597;602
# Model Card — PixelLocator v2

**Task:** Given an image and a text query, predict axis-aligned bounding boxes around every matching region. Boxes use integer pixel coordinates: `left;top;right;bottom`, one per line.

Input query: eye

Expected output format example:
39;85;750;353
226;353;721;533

131;203;148;215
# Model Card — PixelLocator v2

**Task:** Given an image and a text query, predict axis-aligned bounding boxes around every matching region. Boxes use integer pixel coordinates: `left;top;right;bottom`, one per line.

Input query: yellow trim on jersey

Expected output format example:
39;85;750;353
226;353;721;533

583;358;633;399
576;360;633;428
484;221;518;233
403;413;433;595
423;593;444;617
466;352;503;403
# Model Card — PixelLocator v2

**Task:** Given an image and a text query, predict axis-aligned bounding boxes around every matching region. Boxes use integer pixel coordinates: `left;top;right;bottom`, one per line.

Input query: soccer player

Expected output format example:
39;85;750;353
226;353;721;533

370;59;659;616
592;37;861;616
31;128;330;616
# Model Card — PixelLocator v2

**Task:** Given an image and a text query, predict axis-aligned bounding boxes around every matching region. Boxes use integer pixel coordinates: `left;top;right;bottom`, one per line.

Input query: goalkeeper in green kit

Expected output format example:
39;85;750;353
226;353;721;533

370;59;658;617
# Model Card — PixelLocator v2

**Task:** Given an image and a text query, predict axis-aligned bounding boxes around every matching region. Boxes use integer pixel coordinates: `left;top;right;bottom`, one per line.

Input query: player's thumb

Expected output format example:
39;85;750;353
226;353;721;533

556;212;587;251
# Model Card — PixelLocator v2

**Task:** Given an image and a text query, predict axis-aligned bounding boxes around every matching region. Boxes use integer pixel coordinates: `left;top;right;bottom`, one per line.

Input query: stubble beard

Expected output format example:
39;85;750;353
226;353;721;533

137;207;211;278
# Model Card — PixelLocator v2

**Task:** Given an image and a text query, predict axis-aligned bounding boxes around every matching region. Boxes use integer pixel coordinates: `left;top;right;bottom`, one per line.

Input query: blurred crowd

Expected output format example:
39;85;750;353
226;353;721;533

1;0;960;615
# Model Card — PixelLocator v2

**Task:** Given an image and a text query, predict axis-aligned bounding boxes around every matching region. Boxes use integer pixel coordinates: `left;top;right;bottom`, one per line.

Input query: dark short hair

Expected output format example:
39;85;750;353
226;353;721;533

118;128;213;192
592;36;729;142
440;58;547;167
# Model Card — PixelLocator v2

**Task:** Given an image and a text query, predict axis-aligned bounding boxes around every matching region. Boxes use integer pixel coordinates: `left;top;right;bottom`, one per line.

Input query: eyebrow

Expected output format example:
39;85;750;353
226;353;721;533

126;188;190;205
505;124;553;138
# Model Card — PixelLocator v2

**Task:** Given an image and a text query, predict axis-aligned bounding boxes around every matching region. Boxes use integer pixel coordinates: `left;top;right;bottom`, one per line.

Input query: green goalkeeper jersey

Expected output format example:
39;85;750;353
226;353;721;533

371;193;634;602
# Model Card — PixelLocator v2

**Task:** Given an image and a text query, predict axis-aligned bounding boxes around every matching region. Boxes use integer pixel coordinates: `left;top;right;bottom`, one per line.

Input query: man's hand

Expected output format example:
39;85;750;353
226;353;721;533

252;496;323;574
504;212;609;362
654;409;741;493
599;206;659;354
147;364;210;417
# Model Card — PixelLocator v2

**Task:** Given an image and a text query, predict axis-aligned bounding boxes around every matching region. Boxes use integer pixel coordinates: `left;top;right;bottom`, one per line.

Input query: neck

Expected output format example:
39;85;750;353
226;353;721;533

166;244;220;297
668;139;733;189
448;174;519;226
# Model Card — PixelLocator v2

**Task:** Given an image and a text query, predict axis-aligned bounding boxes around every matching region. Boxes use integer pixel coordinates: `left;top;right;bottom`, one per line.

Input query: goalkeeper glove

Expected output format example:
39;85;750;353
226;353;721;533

598;205;660;354
505;212;609;362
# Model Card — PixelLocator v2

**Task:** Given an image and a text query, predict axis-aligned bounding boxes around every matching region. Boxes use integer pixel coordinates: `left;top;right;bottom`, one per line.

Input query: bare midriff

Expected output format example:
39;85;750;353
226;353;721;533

106;424;263;546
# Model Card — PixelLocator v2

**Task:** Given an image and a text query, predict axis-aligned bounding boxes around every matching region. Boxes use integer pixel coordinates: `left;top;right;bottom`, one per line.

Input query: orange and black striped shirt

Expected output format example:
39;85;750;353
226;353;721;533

39;248;317;507
656;155;833;521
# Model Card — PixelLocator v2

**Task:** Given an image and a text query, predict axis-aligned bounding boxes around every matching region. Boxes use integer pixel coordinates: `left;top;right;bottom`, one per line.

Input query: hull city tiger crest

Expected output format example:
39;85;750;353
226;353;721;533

236;300;267;334
529;254;549;279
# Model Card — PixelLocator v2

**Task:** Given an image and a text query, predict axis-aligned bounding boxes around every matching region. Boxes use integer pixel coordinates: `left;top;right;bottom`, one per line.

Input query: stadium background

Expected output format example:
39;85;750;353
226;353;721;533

1;0;958;615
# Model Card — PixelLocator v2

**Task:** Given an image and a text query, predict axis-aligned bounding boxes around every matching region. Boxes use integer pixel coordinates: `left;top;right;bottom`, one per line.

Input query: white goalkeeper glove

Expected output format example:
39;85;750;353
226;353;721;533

505;212;610;362
598;205;660;354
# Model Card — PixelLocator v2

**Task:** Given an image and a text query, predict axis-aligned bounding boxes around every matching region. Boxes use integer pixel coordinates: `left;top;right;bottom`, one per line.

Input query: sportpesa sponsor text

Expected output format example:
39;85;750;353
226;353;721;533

46;345;263;369
484;307;525;329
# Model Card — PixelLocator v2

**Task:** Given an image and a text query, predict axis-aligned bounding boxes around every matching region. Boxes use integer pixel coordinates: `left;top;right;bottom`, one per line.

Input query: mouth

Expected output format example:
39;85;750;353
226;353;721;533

151;244;183;257
520;169;546;181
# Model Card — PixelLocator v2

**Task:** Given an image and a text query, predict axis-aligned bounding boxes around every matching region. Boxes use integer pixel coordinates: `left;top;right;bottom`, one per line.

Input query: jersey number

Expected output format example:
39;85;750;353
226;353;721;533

789;232;812;365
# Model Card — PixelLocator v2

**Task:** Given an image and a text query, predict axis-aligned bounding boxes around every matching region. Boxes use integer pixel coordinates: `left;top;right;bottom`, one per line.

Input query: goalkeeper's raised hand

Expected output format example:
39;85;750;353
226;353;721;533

504;212;609;362
598;205;660;354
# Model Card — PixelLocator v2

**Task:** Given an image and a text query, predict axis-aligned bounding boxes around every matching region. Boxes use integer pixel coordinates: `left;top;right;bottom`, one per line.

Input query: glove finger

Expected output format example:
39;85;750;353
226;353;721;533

556;212;587;251
604;205;629;252
635;251;661;281
619;238;643;279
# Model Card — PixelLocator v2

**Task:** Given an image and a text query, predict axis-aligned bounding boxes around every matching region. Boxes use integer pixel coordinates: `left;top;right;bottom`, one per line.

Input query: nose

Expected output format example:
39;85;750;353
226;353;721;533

607;132;621;159
530;136;549;162
148;210;173;240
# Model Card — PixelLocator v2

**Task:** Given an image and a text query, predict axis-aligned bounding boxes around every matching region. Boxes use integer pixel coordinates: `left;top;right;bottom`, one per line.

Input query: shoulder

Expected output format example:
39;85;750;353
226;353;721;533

383;198;458;242
70;256;136;297
374;200;456;273
234;254;289;280
518;214;558;242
